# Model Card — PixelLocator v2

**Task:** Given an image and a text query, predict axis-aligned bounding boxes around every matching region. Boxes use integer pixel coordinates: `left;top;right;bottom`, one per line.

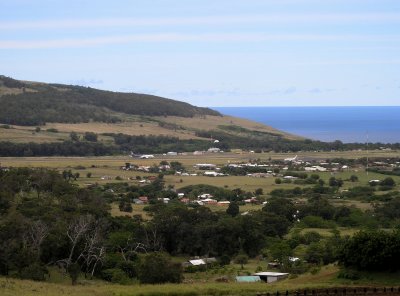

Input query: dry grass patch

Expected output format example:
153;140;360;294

45;121;202;139
155;115;301;140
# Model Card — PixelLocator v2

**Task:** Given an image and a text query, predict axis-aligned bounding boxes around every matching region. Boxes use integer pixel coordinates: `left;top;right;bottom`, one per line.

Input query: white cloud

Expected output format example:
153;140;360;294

1;13;400;30
1;33;399;49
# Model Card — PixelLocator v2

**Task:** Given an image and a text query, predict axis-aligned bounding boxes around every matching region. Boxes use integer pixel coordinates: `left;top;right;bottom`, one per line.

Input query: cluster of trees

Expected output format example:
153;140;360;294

110;133;210;154
0;168;185;284
0;141;116;157
339;230;400;271
0;168;293;283
1;167;399;285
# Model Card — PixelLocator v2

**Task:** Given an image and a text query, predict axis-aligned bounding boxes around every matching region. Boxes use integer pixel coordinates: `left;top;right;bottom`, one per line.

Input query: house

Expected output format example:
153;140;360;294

207;147;221;153
198;193;214;199
244;197;258;204
139;154;155;159
253;272;289;283
194;163;217;170
138;196;149;203
284;155;298;162
183;257;218;268
193;151;205;155
204;171;219;177
167;151;178;156
202;198;218;205
180;198;190;204
217;201;230;206
305;166;327;172
158;197;170;204
236;276;261;283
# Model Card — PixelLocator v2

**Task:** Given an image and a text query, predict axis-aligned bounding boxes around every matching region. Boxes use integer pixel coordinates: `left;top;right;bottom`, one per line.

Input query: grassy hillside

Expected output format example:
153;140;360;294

0;75;304;155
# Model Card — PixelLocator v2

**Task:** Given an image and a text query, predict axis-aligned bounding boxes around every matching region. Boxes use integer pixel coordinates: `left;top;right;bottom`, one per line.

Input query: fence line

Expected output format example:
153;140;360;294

257;287;400;296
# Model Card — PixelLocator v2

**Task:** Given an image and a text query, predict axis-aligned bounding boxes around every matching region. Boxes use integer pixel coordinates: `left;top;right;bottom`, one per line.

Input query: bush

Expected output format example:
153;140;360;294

138;253;182;284
303;231;322;244
219;255;231;266
20;262;48;281
300;216;336;228
337;268;360;280
234;253;249;269
46;128;58;133
67;263;81;285
102;268;131;284
84;132;98;142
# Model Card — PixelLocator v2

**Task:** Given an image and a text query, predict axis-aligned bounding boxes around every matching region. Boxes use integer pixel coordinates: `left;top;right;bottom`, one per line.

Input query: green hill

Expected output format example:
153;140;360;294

0;75;220;125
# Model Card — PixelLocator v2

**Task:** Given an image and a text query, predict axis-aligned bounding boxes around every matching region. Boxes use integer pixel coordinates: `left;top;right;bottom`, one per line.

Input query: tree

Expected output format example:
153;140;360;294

275;178;282;184
84;132;98;142
255;188;263;195
329;177;343;188
35;127;41;133
119;199;133;213
138;253;182;284
350;175;359;182
304;242;325;264
234;253;249;269
70;132;79;141
269;241;292;262
68;263;81;285
226;202;239;217
380;177;395;187
338;230;400;271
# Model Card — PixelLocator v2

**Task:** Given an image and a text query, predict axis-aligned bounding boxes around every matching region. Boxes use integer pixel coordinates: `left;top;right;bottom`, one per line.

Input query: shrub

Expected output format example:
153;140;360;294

300;216;336;228
68;263;81;285
337;268;360;280
219;255;231;266
84;132;98;142
102;268;131;284
138;253;182;284
46;128;58;133
20;262;48;281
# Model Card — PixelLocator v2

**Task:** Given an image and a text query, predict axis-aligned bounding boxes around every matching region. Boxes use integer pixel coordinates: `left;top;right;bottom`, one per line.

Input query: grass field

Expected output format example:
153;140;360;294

1;113;303;144
1;264;399;296
1;150;399;197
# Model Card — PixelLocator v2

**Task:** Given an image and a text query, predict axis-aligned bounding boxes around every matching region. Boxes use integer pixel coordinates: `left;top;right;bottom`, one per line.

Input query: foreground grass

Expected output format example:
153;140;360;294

1;265;399;296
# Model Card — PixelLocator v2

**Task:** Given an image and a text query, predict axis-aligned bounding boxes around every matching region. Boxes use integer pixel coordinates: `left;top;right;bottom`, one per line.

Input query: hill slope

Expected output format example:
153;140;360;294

0;76;311;156
0;75;220;125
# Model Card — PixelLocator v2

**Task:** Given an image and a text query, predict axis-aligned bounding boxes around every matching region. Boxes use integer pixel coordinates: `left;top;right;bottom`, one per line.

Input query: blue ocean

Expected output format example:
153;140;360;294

212;107;400;144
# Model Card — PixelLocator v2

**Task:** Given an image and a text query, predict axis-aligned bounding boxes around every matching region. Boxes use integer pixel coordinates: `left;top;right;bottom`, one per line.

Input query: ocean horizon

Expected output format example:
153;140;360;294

212;106;400;144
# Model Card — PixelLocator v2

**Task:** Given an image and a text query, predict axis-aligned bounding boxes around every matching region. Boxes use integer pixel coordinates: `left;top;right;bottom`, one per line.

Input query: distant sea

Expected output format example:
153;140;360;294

212;106;400;144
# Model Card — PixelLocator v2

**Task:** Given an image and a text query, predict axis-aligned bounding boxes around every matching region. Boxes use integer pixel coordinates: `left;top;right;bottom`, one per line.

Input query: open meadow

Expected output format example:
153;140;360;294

1;264;400;296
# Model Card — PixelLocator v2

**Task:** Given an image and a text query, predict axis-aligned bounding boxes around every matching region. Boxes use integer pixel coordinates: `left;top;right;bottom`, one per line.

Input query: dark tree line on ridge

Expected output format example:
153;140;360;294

0;76;220;125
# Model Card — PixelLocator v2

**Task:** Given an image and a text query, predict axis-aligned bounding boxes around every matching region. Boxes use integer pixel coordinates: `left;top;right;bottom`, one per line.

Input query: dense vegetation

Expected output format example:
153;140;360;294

1;168;399;285
1;131;400;156
0;76;220;125
0;141;117;156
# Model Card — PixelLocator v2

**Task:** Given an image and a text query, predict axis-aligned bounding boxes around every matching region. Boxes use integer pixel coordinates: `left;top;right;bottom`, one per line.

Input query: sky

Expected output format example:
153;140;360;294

1;0;400;107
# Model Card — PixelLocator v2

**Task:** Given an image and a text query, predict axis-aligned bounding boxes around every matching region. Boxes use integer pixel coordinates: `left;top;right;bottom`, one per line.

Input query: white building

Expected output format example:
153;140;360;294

253;272;289;283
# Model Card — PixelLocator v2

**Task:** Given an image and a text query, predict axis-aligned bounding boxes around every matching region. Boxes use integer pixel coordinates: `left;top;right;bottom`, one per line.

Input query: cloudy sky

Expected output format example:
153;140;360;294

1;0;400;106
